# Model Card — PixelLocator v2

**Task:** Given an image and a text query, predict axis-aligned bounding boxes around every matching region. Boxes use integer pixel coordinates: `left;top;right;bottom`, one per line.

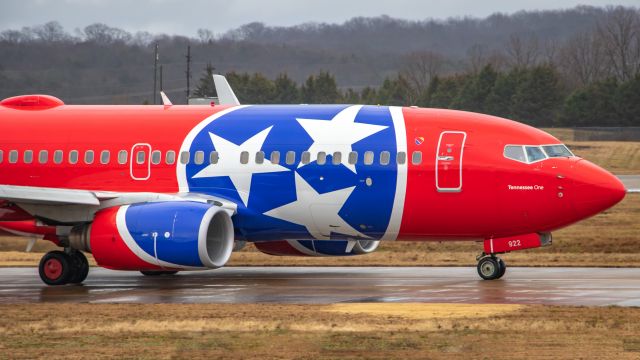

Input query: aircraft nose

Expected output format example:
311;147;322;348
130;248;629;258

571;160;626;219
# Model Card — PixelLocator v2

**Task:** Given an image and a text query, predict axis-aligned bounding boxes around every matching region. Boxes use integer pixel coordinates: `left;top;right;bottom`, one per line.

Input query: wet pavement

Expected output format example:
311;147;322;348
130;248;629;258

1;267;640;306
619;175;640;192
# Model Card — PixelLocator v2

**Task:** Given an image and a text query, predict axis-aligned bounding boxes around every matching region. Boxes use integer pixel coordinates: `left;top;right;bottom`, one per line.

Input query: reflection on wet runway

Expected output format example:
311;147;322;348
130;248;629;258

1;267;640;306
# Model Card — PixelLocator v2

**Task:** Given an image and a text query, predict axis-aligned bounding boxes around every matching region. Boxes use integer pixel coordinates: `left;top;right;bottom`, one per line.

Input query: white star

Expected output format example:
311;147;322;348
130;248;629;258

264;173;369;240
297;105;388;173
193;126;289;206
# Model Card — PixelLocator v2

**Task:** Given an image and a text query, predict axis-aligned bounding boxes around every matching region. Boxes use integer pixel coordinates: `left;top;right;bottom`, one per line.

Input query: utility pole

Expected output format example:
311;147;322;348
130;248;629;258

153;43;158;105
160;65;164;92
185;44;192;102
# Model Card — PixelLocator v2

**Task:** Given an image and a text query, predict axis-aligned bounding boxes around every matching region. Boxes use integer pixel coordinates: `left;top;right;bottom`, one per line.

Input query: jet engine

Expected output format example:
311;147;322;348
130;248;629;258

254;239;380;257
68;201;234;271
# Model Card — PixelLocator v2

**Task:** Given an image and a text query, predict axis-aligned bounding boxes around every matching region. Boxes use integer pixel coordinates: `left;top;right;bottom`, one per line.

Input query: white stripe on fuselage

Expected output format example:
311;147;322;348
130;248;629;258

381;106;408;241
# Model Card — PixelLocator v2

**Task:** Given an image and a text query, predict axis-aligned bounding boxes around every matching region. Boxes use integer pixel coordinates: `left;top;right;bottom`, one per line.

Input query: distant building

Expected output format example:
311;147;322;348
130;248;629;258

188;97;219;105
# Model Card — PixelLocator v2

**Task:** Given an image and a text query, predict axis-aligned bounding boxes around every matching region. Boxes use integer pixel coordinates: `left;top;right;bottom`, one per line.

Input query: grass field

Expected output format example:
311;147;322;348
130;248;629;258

1;303;639;359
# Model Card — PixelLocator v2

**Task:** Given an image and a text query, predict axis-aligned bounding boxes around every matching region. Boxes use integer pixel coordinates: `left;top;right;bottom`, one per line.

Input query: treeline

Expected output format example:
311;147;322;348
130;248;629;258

197;67;639;127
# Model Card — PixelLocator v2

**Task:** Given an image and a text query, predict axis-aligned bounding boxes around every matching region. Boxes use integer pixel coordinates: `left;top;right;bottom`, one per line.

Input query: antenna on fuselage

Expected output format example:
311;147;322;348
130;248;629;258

160;91;173;106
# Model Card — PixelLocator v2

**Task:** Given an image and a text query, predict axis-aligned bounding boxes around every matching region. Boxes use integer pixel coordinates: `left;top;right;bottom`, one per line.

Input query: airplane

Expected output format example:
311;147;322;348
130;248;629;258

0;75;627;285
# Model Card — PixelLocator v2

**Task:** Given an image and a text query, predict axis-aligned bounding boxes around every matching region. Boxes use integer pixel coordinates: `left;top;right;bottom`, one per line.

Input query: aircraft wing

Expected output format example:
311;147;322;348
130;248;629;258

0;184;237;223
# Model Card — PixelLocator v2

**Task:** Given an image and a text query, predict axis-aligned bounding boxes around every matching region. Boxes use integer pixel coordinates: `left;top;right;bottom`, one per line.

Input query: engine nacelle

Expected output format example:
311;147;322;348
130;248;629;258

69;201;234;271
254;239;380;257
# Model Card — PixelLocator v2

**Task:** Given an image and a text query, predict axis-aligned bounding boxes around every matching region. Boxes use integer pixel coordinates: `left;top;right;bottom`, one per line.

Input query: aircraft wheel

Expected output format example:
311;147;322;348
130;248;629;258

68;251;90;284
497;257;507;279
39;251;73;286
477;256;502;280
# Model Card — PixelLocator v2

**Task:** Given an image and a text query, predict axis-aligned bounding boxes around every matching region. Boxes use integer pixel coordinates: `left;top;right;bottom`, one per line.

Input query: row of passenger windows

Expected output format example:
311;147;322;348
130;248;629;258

0;150;425;166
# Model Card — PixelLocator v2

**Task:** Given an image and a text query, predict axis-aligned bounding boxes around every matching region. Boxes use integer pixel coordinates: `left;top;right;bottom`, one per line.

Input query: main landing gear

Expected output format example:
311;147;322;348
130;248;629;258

476;254;506;280
38;249;89;286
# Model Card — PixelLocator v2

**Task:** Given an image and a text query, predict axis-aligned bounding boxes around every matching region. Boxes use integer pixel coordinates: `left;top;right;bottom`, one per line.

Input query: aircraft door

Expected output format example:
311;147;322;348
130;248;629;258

436;131;467;192
130;143;151;180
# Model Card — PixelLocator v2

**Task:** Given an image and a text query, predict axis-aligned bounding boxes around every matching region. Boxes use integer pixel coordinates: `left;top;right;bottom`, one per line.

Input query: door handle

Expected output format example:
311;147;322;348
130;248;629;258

438;156;454;161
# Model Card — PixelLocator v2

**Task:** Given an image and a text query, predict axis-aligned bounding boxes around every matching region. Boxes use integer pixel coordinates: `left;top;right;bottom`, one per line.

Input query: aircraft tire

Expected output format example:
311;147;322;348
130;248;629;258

497;257;507;279
39;251;73;286
68;251;89;284
477;256;501;280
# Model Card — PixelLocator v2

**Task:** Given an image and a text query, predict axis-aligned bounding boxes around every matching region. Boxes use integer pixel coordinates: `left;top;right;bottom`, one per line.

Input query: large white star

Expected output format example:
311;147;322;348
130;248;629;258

297;105;388;173
193;126;289;206
264;173;369;240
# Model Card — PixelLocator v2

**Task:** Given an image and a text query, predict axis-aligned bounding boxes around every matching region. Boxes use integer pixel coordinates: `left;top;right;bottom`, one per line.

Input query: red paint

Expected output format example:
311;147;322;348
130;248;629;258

0;95;64;110
484;233;543;254
89;207;162;271
43;258;63;280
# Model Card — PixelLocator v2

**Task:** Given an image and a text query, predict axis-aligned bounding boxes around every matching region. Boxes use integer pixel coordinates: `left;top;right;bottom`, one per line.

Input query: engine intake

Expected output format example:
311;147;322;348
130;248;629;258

70;201;234;270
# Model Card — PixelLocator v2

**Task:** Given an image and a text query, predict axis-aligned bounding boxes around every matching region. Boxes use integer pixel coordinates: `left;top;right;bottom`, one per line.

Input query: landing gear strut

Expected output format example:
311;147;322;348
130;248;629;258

38;250;89;285
477;254;506;280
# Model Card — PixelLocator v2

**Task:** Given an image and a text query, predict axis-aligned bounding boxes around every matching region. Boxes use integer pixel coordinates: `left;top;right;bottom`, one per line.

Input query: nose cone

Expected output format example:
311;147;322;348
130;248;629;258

571;160;626;219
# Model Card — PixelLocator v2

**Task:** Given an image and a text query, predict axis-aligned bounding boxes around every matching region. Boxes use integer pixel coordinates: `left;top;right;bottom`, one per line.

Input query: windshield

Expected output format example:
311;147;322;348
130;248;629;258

542;145;573;158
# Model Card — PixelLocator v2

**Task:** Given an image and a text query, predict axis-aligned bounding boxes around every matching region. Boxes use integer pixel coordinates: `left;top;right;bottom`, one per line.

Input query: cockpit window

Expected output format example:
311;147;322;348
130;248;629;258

525;146;546;163
542;145;573;158
504;145;526;163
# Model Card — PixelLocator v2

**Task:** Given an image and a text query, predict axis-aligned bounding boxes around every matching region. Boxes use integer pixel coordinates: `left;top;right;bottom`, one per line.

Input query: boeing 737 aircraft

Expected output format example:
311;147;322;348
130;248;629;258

0;76;627;285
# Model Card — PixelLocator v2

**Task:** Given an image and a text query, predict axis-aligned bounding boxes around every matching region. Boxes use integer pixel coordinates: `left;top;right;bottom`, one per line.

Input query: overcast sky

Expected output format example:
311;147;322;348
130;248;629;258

1;0;637;36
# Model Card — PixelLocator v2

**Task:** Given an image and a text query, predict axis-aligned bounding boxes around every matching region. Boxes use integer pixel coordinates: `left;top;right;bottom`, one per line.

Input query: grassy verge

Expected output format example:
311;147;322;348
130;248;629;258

1;303;639;359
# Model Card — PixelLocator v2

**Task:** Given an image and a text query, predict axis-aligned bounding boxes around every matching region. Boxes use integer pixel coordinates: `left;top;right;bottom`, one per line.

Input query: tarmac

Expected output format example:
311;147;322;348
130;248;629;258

619;175;640;192
1;267;640;306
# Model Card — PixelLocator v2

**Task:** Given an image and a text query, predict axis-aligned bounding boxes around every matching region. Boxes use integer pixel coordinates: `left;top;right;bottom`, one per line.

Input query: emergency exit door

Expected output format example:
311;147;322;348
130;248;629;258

436;131;466;192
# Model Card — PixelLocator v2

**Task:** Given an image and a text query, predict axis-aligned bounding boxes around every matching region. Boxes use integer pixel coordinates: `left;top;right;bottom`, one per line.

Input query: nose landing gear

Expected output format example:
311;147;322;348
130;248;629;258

477;254;506;280
38;249;89;285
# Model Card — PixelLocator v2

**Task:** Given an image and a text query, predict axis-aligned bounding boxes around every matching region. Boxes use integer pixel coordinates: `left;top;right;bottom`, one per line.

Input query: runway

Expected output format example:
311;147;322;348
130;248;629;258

619;175;640;192
1;267;640;306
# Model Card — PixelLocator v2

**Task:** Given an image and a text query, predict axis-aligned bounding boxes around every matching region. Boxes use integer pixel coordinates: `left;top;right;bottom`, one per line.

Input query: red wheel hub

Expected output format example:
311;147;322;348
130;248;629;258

44;258;63;280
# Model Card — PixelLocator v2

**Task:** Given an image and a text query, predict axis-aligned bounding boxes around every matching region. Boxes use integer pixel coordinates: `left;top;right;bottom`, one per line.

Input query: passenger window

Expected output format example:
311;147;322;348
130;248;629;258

286;151;296;165
166;151;176;165
180;151;190;165
84;150;94;165
0;150;3;163
100;150;110;165
38;150;48;164
209;151;219;164
270;151;280;164
151;150;161;165
118;150;128;165
24;150;33;164
9;150;17;164
194;151;205;165
136;151;145;164
240;151;249;164
69;150;79;164
504;146;526;163
396;152;406;165
301;151;310;164
363;151;374;165
53;150;63;164
256;151;265;164
348;151;358;165
317;152;327;165
525;146;546;163
332;152;342;165
380;151;390;165
411;151;422;165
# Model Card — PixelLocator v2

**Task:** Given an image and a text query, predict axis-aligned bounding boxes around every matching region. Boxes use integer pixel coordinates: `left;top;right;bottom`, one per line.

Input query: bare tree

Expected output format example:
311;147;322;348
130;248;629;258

505;34;540;68
559;31;608;86
597;7;640;82
400;51;446;93
466;44;508;73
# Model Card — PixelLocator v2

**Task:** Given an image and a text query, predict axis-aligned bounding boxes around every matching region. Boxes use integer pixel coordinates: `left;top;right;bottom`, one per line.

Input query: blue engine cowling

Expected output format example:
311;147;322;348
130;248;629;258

73;201;235;270
253;239;380;257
